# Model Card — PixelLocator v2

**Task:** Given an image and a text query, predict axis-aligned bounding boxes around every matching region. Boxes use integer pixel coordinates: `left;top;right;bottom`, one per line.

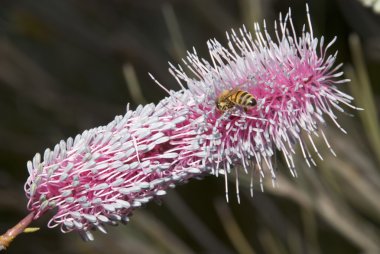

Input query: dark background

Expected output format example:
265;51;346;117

0;0;379;253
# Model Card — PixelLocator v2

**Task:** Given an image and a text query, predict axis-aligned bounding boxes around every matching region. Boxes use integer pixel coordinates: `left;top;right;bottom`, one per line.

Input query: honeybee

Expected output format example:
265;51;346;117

215;85;257;112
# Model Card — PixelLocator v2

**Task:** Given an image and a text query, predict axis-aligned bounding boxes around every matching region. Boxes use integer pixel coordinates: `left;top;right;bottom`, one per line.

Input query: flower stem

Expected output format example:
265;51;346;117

0;212;35;251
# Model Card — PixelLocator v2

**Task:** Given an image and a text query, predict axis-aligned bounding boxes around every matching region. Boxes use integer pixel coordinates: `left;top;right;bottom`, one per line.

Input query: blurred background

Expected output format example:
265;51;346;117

0;0;379;253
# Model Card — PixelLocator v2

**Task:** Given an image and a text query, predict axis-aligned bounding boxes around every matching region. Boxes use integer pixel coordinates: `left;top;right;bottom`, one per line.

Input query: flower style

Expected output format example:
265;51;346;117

24;5;359;240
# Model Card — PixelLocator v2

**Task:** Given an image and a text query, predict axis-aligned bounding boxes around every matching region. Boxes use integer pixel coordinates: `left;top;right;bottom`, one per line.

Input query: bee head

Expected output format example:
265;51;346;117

215;99;228;111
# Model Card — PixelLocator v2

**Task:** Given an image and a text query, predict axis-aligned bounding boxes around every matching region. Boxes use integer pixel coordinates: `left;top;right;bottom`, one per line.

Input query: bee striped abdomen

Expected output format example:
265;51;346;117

228;90;256;107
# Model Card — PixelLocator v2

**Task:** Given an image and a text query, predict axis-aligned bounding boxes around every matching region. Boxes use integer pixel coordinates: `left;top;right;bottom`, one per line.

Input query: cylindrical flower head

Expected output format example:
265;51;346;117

24;6;359;240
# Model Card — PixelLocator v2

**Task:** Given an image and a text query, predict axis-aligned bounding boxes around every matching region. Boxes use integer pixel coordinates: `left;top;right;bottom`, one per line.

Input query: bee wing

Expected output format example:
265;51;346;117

222;82;248;97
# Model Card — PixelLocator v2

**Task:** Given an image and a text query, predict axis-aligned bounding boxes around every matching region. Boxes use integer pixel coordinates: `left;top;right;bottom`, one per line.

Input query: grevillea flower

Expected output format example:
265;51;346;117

24;5;359;241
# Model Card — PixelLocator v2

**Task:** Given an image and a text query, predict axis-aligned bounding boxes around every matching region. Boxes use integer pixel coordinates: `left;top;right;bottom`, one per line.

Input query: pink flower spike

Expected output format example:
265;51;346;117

24;5;360;240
